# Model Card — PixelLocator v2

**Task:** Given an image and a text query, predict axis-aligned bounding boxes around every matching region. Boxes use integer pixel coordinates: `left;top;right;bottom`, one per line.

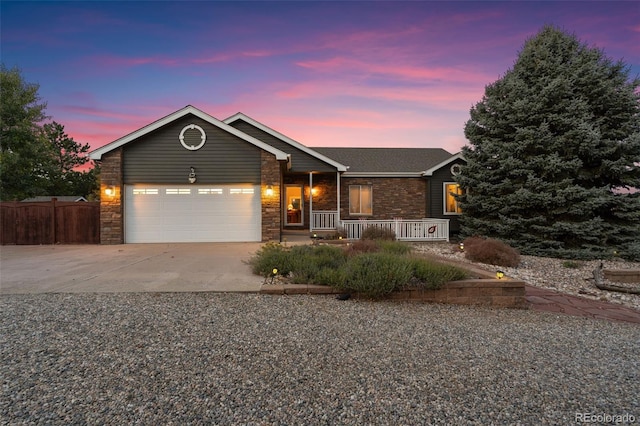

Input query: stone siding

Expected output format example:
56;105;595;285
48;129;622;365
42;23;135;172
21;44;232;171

99;149;124;244
261;151;282;241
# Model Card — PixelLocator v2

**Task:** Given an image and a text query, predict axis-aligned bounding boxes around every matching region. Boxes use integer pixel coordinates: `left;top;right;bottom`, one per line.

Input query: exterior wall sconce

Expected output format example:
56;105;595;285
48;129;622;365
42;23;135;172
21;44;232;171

104;186;115;197
311;187;319;196
496;270;505;279
459;242;464;251
188;167;197;184
265;185;274;196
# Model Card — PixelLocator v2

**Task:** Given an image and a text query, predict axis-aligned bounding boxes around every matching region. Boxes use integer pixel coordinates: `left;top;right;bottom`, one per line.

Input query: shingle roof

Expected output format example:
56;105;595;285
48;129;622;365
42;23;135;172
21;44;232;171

312;147;453;175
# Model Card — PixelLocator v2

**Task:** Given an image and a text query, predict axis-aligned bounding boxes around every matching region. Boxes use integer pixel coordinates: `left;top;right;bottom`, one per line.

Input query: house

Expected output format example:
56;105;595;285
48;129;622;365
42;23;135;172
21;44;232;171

89;105;465;244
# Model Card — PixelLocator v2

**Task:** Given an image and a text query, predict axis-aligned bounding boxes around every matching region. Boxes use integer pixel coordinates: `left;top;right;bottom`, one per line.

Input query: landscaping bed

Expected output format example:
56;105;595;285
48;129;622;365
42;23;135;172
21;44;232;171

251;236;527;309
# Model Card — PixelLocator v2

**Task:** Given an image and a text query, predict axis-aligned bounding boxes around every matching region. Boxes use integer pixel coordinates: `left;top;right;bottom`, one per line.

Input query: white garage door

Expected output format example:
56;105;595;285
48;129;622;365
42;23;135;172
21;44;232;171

125;184;261;243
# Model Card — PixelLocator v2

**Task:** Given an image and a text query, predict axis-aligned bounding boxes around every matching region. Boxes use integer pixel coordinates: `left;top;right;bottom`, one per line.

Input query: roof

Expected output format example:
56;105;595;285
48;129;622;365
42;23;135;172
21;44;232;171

312;147;455;177
89;105;290;162
22;196;88;202
223;113;348;172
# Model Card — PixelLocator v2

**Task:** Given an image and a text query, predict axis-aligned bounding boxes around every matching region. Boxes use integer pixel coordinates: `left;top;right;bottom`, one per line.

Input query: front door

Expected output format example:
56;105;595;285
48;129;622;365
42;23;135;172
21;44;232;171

285;185;303;226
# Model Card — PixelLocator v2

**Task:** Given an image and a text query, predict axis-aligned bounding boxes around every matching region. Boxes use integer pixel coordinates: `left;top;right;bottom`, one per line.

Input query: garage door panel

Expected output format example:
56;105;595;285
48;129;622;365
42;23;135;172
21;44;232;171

125;185;261;243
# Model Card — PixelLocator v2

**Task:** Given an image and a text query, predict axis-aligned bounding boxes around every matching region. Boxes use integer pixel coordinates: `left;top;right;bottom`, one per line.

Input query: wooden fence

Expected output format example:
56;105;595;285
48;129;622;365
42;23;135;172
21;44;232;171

0;200;100;245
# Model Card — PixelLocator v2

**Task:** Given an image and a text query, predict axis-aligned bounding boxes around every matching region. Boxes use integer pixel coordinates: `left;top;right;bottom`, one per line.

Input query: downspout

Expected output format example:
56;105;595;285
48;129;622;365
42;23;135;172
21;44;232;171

336;171;340;229
309;172;313;233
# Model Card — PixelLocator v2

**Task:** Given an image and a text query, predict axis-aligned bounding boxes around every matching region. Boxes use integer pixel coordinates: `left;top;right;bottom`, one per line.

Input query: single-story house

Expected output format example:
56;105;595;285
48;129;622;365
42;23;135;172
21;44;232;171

89;105;465;244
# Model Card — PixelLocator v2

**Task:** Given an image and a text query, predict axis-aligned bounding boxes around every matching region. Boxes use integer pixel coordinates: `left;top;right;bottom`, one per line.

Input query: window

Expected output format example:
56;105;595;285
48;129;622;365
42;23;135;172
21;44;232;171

133;188;159;195
349;185;372;215
198;188;223;195
230;188;255;195
444;183;463;214
166;188;191;195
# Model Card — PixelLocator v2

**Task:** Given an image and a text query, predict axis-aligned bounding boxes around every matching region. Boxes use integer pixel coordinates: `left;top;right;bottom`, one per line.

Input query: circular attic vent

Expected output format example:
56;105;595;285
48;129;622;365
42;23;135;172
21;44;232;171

179;124;206;151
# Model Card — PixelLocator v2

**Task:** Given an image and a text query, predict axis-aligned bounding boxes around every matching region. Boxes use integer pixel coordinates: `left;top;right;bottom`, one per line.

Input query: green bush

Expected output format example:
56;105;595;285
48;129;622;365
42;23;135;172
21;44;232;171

346;239;380;256
250;242;471;298
288;244;347;284
562;260;582;269
377;240;412;256
361;226;396;241
463;236;521;267
248;242;294;276
409;257;468;289
337;253;413;298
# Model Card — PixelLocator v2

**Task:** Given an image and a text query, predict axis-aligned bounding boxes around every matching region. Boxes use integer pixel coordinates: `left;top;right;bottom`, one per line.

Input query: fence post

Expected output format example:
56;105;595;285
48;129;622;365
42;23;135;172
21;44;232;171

51;198;57;244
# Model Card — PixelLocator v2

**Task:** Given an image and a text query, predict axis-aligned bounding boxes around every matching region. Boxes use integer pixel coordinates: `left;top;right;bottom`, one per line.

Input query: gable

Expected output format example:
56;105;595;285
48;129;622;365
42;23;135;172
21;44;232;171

89;105;289;162
122;114;263;184
224;113;348;173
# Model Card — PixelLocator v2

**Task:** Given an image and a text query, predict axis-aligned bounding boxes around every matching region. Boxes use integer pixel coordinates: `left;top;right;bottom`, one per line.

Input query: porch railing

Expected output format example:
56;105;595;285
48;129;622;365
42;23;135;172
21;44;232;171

340;218;450;242
311;210;339;231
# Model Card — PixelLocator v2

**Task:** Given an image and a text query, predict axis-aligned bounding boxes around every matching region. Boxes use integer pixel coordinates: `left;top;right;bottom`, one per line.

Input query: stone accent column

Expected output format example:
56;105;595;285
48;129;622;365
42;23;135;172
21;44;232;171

99;149;124;244
261;151;282;242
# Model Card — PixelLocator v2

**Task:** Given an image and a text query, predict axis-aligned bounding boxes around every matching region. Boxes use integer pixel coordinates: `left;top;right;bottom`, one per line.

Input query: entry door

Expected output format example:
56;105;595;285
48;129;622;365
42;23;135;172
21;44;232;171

285;185;303;226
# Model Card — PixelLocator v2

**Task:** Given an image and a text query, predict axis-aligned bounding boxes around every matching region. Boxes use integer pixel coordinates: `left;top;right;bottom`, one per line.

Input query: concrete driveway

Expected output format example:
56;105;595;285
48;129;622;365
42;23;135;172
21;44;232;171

0;243;265;294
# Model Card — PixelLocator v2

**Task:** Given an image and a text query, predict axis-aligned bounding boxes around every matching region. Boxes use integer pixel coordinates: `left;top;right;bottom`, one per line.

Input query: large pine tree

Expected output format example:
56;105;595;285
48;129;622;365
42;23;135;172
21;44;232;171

459;26;640;260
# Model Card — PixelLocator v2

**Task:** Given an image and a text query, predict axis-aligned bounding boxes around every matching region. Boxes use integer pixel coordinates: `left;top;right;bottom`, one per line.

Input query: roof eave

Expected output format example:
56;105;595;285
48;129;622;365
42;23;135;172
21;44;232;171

421;152;465;176
342;172;424;178
223;113;348;172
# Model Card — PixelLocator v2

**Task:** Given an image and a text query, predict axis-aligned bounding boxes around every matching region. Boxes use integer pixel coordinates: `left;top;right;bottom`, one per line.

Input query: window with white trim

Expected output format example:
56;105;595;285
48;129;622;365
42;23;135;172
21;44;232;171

349;185;372;215
444;182;463;214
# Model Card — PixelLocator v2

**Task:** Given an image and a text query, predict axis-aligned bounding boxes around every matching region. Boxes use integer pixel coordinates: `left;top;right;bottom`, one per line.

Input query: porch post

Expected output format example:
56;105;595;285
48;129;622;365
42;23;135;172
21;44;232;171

309;172;313;233
336;171;340;228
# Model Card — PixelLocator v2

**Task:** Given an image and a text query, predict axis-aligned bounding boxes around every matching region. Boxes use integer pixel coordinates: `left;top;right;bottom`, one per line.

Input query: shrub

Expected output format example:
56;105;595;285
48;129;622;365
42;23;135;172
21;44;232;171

377;240;412;256
248;242;294;276
409;257;468;289
463;236;521;267
361;226;396;241
336;253;413;298
346;239;380;256
562;260;582;269
288;244;347;283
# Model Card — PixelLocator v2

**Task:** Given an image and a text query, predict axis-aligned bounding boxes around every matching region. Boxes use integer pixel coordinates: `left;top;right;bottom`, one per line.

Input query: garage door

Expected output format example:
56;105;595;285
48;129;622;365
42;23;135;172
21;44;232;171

124;184;261;243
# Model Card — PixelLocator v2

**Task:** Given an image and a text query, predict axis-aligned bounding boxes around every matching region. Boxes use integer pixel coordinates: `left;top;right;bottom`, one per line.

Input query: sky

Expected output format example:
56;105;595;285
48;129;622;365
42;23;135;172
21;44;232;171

1;1;639;155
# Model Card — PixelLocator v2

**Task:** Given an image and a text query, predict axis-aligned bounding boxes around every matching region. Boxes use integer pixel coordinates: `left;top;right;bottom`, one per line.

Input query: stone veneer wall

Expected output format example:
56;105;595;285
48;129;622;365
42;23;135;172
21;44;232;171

99;149;124;244
261;151;282;241
340;177;426;220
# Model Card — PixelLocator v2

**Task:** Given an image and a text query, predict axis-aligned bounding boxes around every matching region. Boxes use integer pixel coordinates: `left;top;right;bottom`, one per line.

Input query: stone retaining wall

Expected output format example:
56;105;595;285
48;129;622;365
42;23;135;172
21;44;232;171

261;278;528;309
604;269;640;283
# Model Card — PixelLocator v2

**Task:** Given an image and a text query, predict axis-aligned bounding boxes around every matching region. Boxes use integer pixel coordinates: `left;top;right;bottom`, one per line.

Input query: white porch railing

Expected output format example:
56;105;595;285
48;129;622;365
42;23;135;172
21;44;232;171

340;218;450;242
311;210;339;231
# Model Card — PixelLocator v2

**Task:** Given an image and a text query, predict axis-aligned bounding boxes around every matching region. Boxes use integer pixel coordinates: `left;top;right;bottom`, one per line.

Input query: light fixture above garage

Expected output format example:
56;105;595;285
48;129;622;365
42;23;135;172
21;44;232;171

265;185;274;196
104;186;115;197
189;167;197;183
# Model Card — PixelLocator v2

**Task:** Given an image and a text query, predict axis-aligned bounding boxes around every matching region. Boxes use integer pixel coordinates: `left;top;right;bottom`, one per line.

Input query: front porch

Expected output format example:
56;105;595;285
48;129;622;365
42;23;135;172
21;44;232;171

307;211;450;242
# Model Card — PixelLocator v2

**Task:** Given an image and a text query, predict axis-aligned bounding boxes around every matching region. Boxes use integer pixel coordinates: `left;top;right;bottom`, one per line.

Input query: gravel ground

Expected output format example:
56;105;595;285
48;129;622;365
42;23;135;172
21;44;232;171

413;242;640;312
1;293;638;425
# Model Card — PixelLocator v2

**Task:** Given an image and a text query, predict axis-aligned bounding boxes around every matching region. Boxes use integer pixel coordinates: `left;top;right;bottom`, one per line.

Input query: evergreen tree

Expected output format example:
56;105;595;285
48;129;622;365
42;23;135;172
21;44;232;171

41;121;98;197
459;26;640;260
0;65;50;200
0;66;99;200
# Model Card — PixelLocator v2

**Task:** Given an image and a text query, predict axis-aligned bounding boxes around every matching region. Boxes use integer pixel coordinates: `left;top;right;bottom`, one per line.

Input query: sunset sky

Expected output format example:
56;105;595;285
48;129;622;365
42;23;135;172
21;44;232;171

2;1;638;155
